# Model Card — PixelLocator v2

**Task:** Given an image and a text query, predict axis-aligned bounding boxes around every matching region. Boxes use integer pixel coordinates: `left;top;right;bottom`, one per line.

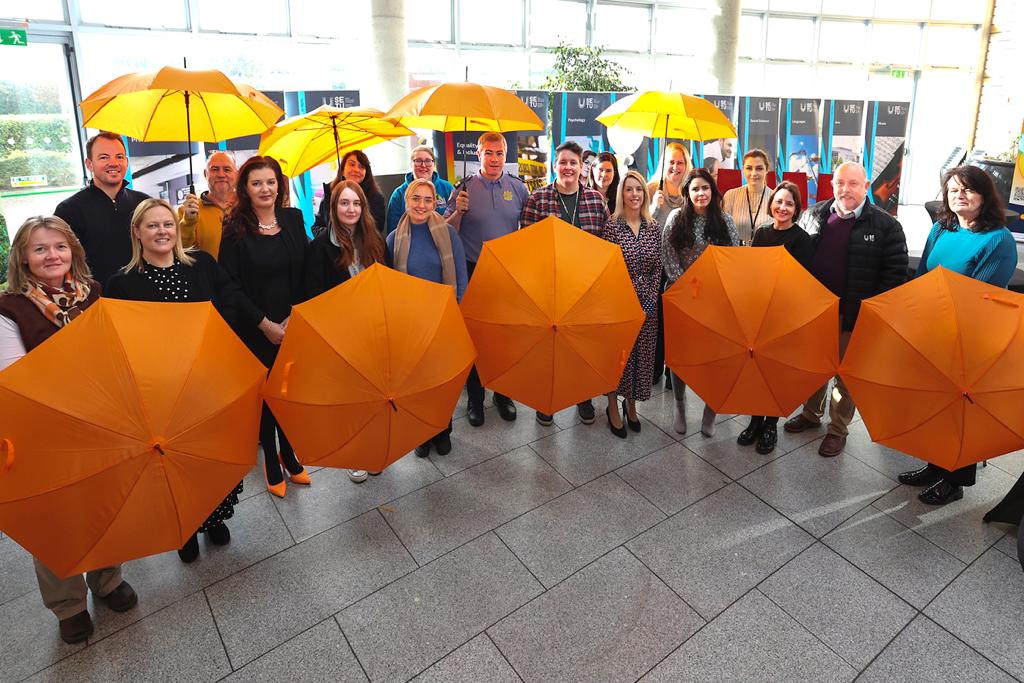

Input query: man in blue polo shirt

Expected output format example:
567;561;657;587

446;131;530;427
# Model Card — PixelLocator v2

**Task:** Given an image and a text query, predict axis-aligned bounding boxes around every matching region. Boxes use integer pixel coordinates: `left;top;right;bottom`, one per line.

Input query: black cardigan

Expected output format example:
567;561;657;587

217;207;308;328
303;230;352;300
104;251;240;326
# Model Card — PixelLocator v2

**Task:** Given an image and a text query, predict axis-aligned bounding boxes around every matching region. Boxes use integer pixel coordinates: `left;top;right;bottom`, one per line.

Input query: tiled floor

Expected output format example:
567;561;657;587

3;382;1023;682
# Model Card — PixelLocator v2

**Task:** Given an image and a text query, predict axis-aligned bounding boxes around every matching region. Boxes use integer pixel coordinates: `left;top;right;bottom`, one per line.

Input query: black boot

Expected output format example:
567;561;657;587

737;416;765;446
919;479;963;506
206;522;231;546
755;423;778;455
177;533;199;563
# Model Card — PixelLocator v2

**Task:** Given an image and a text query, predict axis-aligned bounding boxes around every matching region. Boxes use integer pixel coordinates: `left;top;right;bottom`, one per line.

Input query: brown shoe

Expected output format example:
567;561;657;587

58;610;93;644
784;414;822;433
98;581;138;612
818;434;846;457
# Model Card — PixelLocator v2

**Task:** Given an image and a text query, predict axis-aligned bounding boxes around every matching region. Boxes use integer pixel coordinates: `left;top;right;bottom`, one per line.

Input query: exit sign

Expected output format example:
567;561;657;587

890;68;911;78
0;30;27;47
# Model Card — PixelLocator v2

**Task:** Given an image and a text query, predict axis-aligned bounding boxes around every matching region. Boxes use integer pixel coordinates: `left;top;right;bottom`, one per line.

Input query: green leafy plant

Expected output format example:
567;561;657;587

0;117;74;156
539;43;634;93
0;151;78;189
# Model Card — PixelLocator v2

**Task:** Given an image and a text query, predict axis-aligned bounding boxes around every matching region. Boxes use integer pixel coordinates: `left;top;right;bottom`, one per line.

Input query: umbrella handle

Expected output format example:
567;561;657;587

280;361;294;396
0;439;12;472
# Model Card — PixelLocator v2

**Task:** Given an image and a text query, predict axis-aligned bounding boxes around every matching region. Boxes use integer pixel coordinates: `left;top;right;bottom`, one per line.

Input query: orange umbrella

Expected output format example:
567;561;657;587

262;264;475;472
663;245;839;416
840;267;1024;469
459;216;645;415
0;300;265;578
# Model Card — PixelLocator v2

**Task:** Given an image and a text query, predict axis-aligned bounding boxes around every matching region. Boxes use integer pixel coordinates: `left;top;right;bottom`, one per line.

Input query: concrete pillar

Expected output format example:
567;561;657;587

712;0;741;95
366;0;410;175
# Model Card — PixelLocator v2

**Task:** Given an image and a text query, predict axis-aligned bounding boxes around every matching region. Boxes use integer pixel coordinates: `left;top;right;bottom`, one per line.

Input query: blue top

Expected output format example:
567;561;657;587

443;172;529;262
917;221;1018;287
386;171;455;234
386;222;469;301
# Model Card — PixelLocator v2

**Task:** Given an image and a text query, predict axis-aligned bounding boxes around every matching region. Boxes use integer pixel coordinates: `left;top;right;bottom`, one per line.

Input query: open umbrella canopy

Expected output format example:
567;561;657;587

664;246;839;416
258;105;414;177
0;300;265;578
262;264;475;473
460;216;645;415
840;267;1024;470
383;81;543;132
596;90;737;140
79;65;283;142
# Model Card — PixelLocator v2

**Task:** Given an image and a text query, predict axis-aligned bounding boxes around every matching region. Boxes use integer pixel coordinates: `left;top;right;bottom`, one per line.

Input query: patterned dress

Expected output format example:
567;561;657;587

599;217;663;401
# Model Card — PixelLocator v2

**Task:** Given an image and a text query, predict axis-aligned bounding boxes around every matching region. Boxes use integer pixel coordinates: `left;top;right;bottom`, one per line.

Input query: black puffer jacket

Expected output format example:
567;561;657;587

799;199;909;330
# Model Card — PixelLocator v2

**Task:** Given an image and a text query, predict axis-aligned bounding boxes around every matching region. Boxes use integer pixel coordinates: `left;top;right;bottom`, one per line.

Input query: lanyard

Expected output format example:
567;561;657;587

556;188;580;227
746;186;766;233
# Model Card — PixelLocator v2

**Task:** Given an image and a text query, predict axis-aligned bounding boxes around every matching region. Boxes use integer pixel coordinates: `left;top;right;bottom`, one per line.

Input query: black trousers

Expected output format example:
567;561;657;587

465;259;509;407
260;402;298;484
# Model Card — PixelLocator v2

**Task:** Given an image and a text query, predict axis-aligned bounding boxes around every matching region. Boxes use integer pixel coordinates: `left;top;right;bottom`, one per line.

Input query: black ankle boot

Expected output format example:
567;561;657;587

737;416;765;446
919;479;963;506
177;533;199;563
755;423;778;454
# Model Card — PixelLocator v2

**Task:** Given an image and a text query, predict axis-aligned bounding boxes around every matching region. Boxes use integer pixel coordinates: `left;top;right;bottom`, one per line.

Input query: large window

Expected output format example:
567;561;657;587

79;0;188;29
530;0;587;47
592;2;650;52
406;0;452;42
195;0;288;34
460;0;524;46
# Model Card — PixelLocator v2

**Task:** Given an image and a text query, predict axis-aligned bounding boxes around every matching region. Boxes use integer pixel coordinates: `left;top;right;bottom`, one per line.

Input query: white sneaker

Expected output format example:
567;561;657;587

348;469;368;483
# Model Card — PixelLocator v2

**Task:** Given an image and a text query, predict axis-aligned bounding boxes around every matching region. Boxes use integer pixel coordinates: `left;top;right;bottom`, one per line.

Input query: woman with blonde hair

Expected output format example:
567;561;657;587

385;178;467;457
598;170;663;437
0;215;138;643
648;142;692;228
106;198;244;562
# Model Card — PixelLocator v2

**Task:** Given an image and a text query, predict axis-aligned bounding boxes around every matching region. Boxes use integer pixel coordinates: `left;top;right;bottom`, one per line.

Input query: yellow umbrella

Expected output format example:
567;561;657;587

383;82;544;132
596;90;737;188
80;65;284;191
257;105;414;177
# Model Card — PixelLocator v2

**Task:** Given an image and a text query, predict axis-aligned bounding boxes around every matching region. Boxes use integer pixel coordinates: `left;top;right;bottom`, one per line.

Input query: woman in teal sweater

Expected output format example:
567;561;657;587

898;165;1018;506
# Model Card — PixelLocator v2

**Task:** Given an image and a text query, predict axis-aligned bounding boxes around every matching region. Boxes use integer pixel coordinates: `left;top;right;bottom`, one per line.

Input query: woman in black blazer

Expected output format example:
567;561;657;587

106;197;245;563
218;156;310;498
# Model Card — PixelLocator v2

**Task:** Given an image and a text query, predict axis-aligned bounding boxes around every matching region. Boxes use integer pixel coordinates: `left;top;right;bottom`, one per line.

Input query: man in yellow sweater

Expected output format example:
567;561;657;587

178;151;237;259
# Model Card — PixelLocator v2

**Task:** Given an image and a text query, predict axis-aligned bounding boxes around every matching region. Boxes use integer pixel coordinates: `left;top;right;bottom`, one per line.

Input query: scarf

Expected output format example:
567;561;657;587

21;273;91;328
392;212;457;288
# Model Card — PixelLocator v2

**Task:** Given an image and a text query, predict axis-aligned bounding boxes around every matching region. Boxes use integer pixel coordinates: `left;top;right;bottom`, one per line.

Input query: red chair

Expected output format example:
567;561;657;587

716;168;742;194
816;173;834;202
766;171;777;188
782;172;809;207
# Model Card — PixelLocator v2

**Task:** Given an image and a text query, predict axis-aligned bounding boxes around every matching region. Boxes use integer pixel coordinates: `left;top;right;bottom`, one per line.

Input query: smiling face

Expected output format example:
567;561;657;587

245;167;279;211
334;187;363;229
411;151;435;180
85;136;128;191
205;152;237;196
946;175;983;223
688;177;712;214
770;188;797;227
477;139;506;180
555;149;581;188
742;153;767;188
133;205;178;260
832;163;869;214
407;184;435;223
621;175;645;212
24;226;72;287
665;149;689;186
595;161;615;190
342;155;366;184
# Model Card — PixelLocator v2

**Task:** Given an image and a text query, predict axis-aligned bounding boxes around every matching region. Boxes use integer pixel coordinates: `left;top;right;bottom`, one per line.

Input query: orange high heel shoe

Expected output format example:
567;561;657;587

279;453;311;486
265;466;286;498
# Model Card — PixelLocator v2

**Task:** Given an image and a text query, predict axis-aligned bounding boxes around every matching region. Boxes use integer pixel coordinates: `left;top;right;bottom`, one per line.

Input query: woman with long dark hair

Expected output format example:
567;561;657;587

592;151;620;215
218;156;310;498
313;150;387;237
662;168;740;437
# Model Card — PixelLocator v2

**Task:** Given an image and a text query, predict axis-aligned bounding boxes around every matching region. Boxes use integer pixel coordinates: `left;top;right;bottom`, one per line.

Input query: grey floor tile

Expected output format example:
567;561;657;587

759;543;916;670
28;592;230;683
859;615;1014;683
640;590;855;682
529;411;675;486
990;449;1024;479
380;447;572;564
87;492;296;642
626;484;813;619
237;464;268;503
841;420;924;481
411;634;519;683
489;548;703;683
926;548;1024;678
496;473;665;587
206;510;416;669
679;418;782;480
823;506;965;609
873;465;1017;563
634;387;720;441
0;590;86;681
739;439;898;537
270;454;443;541
223;619;367;682
0;534;40;607
336;533;542;683
437;404;560;476
616;442;731;515
993;530;1019;563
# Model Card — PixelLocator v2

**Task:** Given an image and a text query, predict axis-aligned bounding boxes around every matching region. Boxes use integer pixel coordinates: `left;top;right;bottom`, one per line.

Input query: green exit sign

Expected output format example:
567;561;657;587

0;30;27;47
890;68;911;78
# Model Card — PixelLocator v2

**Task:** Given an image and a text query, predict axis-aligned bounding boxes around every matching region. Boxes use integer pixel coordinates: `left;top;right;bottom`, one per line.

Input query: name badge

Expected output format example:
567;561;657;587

503;190;513;201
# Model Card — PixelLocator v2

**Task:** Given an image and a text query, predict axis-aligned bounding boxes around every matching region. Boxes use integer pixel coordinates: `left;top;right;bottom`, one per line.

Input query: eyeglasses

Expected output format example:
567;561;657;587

412;158;435;166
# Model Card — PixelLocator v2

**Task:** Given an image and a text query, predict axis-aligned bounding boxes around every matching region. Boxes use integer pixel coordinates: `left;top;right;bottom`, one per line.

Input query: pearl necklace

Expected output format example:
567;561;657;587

257;219;278;232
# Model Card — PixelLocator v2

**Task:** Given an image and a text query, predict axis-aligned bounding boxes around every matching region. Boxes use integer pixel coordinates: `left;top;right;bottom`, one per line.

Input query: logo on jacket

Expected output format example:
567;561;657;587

864;233;875;242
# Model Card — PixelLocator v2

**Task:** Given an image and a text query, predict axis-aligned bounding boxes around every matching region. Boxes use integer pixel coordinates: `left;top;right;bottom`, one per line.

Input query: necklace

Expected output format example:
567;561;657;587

556;187;580;227
257;219;278;232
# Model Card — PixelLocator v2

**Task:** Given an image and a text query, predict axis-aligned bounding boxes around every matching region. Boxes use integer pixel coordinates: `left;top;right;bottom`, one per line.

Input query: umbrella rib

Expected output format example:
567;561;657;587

106;314;159;439
845;375;959;440
159;313;212;442
751;355;786;416
482;250;553;324
163;383;263;458
558;255;619;324
749;252;785;347
292;320;389;397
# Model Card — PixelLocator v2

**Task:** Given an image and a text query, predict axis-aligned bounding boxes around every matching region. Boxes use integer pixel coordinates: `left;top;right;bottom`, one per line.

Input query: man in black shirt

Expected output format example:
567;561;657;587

55;132;149;286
